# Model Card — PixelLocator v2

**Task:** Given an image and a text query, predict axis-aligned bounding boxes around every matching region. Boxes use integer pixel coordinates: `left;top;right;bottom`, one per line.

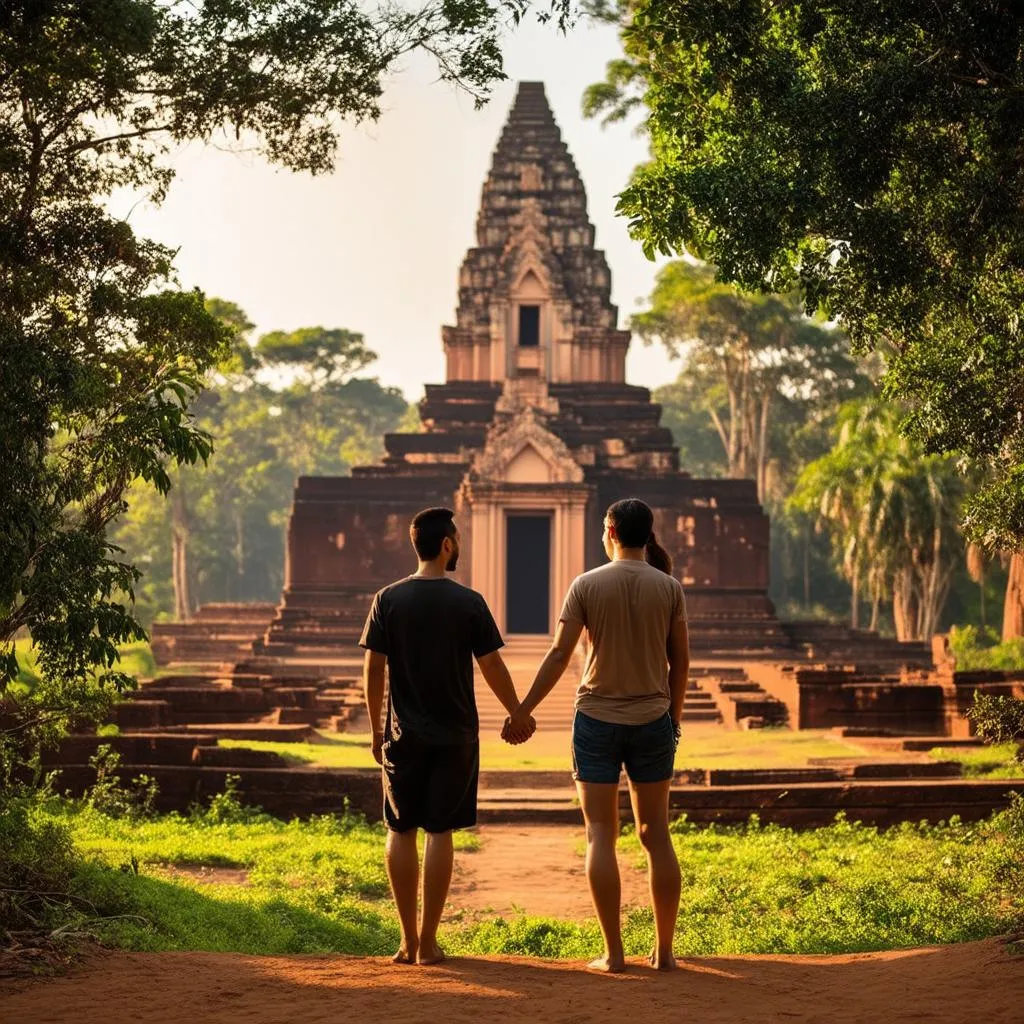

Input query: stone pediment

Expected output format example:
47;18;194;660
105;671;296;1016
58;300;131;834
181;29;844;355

470;405;584;485
498;199;565;301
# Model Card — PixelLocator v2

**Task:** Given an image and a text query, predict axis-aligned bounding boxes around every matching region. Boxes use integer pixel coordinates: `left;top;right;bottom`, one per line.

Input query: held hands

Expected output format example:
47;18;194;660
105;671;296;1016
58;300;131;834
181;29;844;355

501;707;536;745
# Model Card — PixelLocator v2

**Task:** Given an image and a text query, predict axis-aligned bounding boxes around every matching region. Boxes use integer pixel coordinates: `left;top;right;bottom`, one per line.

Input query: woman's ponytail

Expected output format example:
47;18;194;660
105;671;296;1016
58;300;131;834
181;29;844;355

645;531;673;575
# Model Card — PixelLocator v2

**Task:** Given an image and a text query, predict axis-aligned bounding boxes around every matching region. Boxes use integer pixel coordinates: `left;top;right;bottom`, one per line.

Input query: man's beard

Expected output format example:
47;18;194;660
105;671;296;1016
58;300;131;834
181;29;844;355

445;549;459;571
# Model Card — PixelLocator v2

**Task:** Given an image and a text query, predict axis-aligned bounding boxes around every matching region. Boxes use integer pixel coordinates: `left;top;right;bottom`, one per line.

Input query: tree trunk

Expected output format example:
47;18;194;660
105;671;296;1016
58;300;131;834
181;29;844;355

736;351;748;477
234;508;245;600
171;484;192;622
756;391;771;502
892;568;916;641
1003;551;1024;640
918;561;953;640
917;528;946;640
967;543;987;629
850;561;860;630
803;524;811;608
725;359;741;475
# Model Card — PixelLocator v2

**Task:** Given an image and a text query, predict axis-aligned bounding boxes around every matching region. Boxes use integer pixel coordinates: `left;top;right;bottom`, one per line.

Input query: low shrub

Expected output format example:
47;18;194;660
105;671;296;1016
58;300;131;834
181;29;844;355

968;693;1024;751
85;745;158;820
196;773;273;826
949;625;1024;671
0;792;79;931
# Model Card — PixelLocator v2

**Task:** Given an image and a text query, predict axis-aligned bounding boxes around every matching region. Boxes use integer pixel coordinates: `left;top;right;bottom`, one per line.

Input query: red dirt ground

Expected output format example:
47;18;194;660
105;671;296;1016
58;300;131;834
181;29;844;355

445;824;650;922
4;939;1021;1024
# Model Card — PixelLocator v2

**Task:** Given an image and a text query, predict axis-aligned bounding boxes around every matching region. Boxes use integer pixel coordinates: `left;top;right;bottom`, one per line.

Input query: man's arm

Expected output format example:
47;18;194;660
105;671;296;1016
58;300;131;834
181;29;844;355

363;649;387;764
507;619;585;735
475;649;534;744
477;650;535;743
667;617;690;729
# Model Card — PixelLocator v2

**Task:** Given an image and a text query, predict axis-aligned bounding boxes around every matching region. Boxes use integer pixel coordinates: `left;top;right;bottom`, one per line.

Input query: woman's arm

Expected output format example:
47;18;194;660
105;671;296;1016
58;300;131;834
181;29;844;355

667;617;690;727
507;619;585;734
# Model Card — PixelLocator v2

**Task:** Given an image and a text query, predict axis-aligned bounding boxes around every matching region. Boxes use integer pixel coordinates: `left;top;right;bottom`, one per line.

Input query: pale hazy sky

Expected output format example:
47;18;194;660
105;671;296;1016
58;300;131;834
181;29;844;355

117;16;679;402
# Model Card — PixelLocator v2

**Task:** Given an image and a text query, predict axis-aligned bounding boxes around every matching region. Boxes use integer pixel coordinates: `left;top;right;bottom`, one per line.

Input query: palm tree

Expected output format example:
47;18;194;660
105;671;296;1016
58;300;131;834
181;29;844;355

790;400;963;641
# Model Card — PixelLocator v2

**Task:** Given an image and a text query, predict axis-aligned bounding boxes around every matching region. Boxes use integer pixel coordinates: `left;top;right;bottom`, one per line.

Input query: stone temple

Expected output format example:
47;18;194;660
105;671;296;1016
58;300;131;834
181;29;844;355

106;84;1024;827
259;81;778;656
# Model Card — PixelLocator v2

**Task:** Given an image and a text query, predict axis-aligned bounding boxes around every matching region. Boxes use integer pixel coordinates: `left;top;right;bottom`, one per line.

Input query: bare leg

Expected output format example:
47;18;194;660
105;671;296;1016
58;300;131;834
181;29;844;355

629;779;680;970
577;781;625;973
385;828;419;964
418;830;453;965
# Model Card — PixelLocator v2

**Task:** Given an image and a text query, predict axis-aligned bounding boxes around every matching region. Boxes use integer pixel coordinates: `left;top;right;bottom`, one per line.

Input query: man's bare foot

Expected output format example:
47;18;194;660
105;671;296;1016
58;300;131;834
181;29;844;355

417;941;445;966
587;955;626;974
648;949;677;971
392;946;417;965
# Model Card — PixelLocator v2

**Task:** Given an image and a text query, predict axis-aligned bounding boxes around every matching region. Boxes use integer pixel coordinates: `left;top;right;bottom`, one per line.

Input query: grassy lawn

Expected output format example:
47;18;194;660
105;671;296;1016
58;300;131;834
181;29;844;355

929;743;1024;779
221;727;876;772
13;638;156;687
27;796;1024;958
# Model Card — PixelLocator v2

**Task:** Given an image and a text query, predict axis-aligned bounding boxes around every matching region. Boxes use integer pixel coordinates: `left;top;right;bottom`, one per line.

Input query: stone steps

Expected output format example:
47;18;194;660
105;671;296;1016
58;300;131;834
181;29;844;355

159;722;316;742
474;776;1012;827
49;761;1022;826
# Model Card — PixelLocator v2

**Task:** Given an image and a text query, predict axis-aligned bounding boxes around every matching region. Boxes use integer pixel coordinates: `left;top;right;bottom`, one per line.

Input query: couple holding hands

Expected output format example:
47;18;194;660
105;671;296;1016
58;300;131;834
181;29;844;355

360;498;690;971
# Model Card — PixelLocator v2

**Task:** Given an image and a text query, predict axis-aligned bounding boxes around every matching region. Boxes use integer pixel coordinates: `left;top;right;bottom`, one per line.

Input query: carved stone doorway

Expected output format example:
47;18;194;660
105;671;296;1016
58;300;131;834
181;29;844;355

457;399;592;636
505;514;551;634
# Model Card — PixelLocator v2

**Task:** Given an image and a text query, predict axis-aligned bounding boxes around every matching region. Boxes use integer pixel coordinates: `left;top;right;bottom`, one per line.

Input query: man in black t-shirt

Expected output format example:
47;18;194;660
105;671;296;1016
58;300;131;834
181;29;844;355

360;506;534;966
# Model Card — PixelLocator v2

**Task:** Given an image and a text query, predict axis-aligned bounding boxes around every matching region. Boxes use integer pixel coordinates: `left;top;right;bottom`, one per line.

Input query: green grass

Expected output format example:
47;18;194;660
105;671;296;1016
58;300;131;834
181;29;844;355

610;811;1024;955
674;729;874;769
452;810;1024;958
929;743;1024;779
31;800;475;955
26;795;1024;958
221;727;875;772
13;638;156;686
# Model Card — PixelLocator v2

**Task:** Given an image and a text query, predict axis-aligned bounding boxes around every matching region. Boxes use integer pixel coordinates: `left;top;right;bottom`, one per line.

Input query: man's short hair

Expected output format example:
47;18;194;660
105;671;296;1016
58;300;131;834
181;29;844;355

410;507;456;560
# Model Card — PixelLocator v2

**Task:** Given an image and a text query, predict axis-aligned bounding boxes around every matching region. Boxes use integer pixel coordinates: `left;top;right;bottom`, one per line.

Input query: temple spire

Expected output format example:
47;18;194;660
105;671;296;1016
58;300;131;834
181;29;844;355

442;82;630;386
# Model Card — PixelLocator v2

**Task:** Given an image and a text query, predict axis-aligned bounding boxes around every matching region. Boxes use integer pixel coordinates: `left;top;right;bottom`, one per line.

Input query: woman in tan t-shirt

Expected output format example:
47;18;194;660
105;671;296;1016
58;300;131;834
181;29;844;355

506;498;690;973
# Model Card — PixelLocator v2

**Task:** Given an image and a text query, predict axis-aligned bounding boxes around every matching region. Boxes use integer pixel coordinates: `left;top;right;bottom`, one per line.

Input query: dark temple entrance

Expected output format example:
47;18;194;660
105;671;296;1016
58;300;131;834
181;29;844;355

505;514;551;634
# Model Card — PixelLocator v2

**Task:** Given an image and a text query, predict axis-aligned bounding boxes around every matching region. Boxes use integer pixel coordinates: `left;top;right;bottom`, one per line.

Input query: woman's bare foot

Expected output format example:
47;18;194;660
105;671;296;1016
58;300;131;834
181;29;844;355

587;955;626;974
417;941;445;966
648;948;677;971
392;945;417;965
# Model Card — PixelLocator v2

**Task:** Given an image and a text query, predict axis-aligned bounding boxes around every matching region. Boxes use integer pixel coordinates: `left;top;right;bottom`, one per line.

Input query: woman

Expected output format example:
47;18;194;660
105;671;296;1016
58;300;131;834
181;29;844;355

505;498;690;972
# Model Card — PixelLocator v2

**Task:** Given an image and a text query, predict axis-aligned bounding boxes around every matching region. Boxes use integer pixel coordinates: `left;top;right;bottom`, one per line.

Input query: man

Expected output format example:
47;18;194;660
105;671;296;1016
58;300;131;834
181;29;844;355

505;498;689;972
360;506;534;966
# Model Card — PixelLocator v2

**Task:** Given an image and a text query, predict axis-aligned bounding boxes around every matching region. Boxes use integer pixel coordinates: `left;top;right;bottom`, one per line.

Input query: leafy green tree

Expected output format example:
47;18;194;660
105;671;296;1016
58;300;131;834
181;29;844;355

585;0;1024;635
652;374;724;479
635;261;869;501
256;328;375;389
641;261;874;617
790;401;964;640
111;314;409;622
1;0;569;774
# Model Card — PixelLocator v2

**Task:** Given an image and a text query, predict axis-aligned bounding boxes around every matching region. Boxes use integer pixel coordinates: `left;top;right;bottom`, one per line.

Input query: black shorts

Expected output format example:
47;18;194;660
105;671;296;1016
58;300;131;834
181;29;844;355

381;733;479;833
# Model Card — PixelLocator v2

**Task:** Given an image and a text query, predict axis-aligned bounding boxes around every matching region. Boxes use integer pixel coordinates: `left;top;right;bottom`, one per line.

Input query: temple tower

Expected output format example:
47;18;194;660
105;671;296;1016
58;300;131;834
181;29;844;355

443;81;629;387
261;82;774;653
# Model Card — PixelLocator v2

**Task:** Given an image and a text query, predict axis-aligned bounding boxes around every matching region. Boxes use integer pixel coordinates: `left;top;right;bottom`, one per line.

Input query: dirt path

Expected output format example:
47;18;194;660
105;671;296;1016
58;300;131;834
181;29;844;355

5;940;1022;1024
446;824;650;922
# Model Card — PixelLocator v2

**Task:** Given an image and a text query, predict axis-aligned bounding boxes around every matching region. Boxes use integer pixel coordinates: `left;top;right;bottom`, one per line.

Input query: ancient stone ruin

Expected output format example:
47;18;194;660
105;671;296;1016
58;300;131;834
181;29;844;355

253;80;777;662
68;82;1022;825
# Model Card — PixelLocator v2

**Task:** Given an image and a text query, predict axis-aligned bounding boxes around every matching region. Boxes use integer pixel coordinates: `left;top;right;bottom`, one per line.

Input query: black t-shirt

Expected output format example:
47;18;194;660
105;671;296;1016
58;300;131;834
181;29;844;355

359;576;504;745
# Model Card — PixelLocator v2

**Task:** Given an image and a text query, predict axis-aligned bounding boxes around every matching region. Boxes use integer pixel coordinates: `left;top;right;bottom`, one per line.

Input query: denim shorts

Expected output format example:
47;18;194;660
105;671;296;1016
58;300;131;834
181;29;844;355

571;709;676;784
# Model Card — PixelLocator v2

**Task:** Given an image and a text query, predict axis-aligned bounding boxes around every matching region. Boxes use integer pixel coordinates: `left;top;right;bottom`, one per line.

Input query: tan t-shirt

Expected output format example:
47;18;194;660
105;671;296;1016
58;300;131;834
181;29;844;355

560;559;687;726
